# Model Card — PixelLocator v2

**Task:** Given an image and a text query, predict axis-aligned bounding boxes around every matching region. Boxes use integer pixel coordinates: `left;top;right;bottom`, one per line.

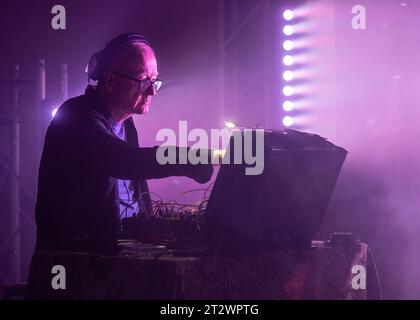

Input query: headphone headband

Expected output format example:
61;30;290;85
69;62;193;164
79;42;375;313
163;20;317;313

104;33;150;49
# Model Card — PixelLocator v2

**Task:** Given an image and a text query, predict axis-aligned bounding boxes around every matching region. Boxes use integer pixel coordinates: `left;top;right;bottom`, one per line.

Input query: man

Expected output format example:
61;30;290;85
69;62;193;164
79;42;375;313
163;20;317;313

34;33;213;253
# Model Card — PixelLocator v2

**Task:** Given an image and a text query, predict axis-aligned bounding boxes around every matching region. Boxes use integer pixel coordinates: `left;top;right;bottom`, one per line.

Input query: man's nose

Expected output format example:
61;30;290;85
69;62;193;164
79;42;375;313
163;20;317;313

147;83;157;96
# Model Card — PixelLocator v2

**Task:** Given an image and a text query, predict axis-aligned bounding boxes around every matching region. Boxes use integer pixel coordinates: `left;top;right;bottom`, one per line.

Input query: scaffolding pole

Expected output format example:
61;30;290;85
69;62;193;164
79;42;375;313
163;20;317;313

35;59;46;162
9;65;21;283
60;63;68;101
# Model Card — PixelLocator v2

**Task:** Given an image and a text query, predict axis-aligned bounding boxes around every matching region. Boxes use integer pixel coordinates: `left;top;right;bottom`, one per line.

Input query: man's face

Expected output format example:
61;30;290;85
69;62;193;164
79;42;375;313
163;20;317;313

106;44;159;116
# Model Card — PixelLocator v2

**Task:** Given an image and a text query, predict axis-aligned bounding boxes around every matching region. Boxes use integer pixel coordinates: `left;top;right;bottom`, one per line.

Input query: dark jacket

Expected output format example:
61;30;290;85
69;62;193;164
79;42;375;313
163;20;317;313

35;86;210;252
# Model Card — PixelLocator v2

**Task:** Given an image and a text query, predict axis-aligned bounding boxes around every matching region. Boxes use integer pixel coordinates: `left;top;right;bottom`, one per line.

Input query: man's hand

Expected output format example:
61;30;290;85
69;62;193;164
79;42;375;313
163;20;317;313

155;146;214;183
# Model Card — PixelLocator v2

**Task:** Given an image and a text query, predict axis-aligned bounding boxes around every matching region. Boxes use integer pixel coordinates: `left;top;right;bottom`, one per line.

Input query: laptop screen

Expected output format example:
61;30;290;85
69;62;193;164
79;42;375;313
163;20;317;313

203;129;347;250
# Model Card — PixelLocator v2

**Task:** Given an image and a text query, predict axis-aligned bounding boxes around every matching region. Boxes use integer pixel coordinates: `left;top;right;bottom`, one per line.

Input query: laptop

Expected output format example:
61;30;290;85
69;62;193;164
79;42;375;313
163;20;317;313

202;129;348;251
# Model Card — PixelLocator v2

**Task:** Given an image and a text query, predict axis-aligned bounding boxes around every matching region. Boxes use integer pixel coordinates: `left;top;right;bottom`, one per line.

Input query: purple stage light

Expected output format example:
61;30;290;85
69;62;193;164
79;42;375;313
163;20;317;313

283;101;294;112
283;10;294;21
283;85;294;96
283;70;294;81
283;25;294;36
282;115;294;127
283;55;294;66
283;40;294;51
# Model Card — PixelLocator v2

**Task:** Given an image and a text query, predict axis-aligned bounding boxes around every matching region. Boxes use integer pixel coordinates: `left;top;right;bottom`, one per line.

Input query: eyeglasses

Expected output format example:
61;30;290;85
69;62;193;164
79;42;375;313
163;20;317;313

111;71;163;93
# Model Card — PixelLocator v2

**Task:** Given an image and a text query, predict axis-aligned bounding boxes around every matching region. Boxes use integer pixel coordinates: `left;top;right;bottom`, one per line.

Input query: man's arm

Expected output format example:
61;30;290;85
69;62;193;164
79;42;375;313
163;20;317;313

80;111;213;182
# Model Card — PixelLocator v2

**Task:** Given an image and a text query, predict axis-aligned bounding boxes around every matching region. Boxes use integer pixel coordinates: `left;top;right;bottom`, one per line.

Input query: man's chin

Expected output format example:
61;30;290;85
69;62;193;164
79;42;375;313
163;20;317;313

134;105;149;115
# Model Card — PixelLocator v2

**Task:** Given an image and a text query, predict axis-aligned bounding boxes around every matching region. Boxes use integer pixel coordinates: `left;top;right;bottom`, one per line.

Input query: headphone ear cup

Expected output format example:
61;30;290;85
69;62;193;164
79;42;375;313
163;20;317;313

85;45;116;81
86;53;101;81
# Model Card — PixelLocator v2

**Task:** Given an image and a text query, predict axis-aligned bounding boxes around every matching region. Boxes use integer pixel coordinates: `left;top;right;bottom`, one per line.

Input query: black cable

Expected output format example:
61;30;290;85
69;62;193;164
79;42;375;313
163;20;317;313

120;200;137;218
123;179;131;217
119;179;139;218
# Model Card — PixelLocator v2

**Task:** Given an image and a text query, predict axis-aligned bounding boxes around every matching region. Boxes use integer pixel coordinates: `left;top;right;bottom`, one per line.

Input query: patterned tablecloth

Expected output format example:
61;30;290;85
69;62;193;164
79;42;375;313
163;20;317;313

25;241;368;300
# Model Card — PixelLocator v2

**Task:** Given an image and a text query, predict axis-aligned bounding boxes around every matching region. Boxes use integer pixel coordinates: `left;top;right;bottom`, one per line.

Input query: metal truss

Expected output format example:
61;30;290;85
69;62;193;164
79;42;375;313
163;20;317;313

219;0;275;129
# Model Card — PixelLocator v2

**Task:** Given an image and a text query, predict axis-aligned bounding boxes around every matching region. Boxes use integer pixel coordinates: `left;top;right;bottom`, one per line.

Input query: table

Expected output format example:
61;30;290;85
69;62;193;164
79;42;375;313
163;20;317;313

25;241;368;300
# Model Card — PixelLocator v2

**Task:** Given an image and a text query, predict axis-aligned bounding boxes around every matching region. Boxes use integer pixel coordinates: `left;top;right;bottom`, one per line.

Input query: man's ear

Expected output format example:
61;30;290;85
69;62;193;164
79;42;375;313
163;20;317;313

101;71;114;91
